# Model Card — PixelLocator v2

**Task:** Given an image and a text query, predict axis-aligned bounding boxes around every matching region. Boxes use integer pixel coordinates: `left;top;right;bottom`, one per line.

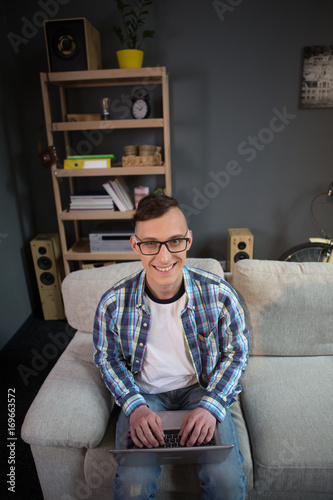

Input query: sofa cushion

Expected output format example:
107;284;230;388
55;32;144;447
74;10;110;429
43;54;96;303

241;355;333;494
62;258;224;333
21;332;114;448
232;260;333;356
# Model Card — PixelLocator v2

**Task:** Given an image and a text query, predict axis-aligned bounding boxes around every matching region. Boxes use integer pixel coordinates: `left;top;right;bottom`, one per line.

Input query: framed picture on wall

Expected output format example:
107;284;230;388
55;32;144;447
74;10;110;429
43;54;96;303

301;45;333;108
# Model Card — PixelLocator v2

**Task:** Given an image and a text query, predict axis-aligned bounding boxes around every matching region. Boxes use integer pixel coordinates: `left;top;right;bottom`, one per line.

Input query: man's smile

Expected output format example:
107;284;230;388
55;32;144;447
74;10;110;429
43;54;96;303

153;263;176;273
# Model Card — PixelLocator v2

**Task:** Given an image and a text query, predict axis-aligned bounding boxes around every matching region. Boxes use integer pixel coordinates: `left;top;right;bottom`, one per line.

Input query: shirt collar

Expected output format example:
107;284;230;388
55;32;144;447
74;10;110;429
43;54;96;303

135;266;195;311
183;266;195;310
136;269;150;312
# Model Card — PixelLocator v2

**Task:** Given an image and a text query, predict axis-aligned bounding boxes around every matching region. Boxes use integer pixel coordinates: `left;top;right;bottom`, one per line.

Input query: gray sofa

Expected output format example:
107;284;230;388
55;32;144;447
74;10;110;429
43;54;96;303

21;258;333;499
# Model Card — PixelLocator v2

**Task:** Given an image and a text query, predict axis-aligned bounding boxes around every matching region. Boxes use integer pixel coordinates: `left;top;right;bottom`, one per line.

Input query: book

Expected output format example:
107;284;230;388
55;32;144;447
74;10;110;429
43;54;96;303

103;182;127;211
102;178;134;212
110;178;134;211
69;192;114;211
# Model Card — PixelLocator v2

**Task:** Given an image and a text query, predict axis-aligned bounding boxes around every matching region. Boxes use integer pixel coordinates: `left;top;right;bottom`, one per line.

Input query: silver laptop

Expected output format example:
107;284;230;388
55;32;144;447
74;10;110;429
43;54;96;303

110;410;233;467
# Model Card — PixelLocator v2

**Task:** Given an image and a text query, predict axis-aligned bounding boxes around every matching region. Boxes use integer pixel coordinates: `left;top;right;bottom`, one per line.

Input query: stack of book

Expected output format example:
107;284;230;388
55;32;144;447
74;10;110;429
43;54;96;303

69;193;115;212
103;178;134;211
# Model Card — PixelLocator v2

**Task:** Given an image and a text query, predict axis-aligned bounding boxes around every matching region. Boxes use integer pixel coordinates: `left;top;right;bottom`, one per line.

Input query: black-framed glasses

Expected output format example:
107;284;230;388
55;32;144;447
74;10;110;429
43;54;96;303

134;231;190;255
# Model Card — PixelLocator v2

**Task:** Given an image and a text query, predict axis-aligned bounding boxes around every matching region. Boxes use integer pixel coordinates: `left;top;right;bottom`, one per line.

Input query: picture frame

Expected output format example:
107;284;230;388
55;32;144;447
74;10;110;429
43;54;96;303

301;45;333;108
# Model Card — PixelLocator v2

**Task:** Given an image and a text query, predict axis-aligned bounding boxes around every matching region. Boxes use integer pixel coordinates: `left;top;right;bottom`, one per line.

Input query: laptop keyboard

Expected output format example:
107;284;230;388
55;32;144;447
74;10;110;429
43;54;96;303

127;429;216;449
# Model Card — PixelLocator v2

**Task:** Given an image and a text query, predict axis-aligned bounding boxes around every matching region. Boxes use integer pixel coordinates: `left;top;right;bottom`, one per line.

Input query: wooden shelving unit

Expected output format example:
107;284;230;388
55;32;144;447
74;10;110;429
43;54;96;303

41;67;171;275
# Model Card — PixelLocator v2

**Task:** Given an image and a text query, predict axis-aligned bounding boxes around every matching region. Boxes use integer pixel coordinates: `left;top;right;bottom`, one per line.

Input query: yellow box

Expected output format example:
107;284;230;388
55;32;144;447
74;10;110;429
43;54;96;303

64;158;111;169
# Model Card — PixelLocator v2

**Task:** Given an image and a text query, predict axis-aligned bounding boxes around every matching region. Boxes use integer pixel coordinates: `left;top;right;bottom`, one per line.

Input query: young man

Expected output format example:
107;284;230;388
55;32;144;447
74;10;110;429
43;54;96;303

93;194;249;500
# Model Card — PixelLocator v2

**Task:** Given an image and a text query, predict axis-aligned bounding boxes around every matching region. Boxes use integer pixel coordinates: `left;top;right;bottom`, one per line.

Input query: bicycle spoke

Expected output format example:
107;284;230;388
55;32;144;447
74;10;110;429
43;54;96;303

280;243;331;263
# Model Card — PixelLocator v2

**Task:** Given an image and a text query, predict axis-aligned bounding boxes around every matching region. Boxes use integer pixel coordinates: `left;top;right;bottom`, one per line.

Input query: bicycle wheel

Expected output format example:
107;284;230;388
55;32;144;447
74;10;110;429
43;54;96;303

278;242;331;262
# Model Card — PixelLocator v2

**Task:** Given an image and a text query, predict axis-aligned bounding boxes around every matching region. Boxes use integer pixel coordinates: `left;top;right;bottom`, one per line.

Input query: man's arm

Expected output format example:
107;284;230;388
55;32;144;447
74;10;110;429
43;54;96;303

198;284;249;422
93;292;147;417
180;282;249;443
93;292;165;448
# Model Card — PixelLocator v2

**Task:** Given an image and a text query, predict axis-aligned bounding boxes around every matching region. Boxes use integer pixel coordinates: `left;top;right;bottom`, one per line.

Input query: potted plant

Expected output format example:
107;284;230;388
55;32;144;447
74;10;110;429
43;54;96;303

113;0;155;68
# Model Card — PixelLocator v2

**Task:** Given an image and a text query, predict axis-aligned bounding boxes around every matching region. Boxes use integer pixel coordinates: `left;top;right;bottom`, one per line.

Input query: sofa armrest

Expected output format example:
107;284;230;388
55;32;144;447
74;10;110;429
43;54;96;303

21;332;114;449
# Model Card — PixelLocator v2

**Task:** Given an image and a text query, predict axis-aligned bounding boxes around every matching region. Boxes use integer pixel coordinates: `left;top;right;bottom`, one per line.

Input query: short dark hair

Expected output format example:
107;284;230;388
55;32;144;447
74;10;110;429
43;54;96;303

132;194;185;228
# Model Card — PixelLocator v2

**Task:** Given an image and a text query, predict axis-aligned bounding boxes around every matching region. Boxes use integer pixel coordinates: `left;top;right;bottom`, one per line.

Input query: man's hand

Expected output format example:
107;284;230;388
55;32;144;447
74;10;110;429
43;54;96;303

179;408;217;447
129;406;165;448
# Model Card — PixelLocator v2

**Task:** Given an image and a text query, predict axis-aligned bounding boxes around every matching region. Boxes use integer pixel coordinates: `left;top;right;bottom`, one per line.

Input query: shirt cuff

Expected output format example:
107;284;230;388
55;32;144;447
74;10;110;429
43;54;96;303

121;393;148;417
198;394;226;422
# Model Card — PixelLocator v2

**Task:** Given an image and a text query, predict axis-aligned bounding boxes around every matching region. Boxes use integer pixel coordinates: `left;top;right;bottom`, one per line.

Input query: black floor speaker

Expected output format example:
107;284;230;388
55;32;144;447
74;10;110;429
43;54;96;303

30;234;65;320
227;228;254;272
44;18;102;72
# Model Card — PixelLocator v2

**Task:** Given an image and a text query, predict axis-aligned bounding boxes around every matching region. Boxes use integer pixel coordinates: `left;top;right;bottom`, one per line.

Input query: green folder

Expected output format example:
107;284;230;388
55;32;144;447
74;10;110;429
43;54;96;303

67;154;117;160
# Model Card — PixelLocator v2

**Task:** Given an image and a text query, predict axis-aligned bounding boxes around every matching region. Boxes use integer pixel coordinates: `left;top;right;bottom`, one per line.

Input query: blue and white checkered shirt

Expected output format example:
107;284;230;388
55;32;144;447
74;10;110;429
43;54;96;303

93;266;249;422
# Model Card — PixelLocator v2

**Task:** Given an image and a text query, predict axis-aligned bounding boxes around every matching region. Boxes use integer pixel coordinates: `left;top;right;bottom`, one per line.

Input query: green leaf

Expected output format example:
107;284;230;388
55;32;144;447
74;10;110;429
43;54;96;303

129;9;138;19
142;30;155;39
114;0;128;13
113;25;124;44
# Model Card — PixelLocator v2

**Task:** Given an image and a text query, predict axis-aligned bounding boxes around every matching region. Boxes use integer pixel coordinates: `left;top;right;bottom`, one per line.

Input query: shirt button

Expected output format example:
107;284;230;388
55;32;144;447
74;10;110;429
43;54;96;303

143;322;148;327
135;360;140;363
139;343;144;347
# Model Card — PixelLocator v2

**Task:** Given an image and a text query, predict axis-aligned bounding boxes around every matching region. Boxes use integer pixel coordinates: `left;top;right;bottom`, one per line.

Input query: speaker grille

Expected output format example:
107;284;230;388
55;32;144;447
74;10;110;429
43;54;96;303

37;256;52;270
40;272;55;286
234;251;250;263
54;33;77;58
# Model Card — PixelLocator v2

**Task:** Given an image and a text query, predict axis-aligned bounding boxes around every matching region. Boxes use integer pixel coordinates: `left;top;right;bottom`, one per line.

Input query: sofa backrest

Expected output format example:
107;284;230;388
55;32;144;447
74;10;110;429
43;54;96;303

232;259;333;356
62;258;224;333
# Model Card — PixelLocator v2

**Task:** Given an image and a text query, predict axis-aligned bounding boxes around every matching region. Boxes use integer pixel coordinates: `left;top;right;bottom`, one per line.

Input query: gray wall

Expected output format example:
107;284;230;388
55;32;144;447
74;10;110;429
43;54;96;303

1;0;332;347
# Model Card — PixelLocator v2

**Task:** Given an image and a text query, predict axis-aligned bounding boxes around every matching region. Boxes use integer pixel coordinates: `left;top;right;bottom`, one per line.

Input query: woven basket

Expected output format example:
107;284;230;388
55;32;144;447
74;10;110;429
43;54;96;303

122;154;162;167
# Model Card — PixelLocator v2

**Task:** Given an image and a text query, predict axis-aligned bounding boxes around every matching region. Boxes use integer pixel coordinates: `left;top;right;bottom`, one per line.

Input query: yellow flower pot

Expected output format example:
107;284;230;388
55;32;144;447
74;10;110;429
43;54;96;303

116;49;144;69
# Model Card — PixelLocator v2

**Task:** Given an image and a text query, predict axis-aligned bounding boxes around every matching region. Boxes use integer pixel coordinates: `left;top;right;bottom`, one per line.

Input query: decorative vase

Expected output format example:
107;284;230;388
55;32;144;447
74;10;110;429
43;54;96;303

116;49;144;69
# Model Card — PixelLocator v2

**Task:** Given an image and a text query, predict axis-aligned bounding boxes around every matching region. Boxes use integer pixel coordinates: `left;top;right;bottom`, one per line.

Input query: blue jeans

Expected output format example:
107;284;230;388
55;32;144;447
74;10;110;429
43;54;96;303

113;384;246;500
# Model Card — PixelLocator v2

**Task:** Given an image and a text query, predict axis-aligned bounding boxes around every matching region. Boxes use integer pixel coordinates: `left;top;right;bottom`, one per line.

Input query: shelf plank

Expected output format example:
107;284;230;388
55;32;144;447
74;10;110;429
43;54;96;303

52;118;163;132
54;165;165;177
45;67;166;87
60;209;135;220
65;238;139;261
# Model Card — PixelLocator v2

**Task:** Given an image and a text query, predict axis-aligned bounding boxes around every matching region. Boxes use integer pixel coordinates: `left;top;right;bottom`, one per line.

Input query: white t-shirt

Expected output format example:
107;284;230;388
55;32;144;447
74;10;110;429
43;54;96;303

135;286;197;394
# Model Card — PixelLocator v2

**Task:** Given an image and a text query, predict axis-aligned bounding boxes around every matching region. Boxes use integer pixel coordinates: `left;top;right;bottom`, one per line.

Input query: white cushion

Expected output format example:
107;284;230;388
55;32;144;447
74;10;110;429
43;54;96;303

62;258;224;332
232;260;333;356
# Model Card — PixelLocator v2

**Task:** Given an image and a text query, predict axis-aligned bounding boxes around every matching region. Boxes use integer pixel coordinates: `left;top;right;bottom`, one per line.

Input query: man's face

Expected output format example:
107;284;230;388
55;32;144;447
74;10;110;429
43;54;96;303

130;207;192;299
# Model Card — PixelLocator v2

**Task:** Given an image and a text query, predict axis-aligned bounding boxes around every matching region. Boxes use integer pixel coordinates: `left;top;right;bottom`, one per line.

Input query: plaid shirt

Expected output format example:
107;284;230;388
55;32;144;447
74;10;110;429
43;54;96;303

93;266;249;422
